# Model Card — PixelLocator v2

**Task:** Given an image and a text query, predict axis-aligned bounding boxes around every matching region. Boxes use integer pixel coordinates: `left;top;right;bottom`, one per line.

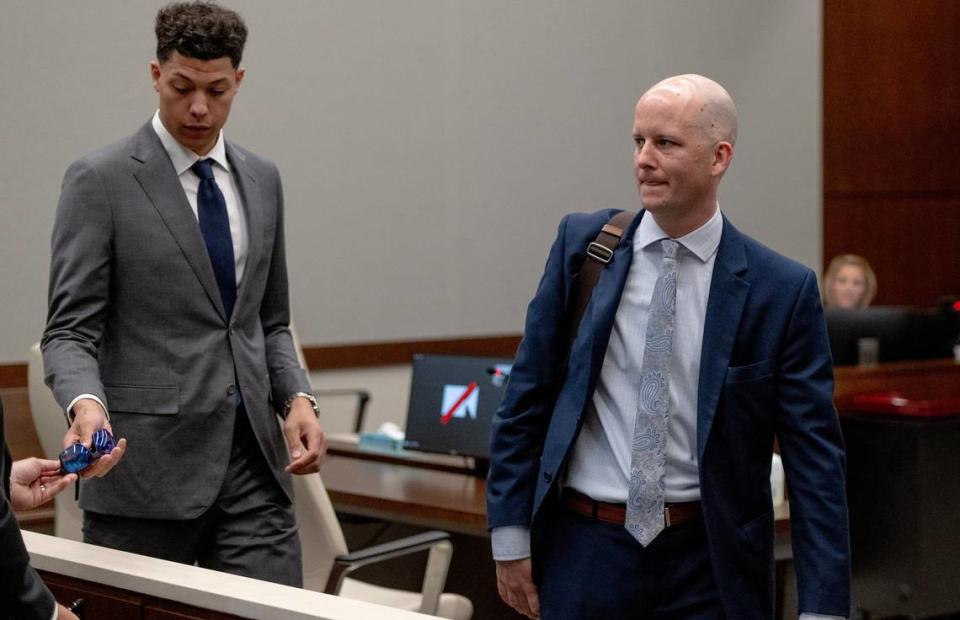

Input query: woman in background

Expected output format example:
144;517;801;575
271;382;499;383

823;254;877;310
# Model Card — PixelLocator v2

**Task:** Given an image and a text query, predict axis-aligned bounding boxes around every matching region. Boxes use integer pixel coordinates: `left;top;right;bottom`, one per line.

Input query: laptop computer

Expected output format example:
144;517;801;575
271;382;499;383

403;353;513;461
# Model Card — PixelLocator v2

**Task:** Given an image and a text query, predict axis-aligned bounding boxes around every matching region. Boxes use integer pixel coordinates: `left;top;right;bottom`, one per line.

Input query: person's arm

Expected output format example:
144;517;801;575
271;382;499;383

491;525;539;618
2;441;58;620
259;167;326;474
487;214;574;532
8;457;77;511
487;214;584;619
42;160;125;477
775;270;851;617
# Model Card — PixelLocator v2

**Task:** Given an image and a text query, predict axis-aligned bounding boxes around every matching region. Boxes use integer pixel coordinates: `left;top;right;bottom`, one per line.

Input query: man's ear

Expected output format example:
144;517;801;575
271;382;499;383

150;60;162;92
712;141;734;176
235;67;245;90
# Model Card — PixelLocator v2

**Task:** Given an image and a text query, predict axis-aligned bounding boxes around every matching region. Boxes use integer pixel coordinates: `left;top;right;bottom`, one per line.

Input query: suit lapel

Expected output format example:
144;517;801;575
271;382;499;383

226;142;262;317
130;123;227;321
696;216;749;460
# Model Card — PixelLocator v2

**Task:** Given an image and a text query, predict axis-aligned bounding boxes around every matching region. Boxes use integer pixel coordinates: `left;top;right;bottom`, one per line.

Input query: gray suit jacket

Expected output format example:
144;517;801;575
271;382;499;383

42;122;312;519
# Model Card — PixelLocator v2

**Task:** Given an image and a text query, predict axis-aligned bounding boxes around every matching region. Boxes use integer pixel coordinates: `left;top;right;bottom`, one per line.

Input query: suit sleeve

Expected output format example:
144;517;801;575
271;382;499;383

259;167;312;415
775;270;851;616
2;403;57;619
487;215;573;530
41;159;113;414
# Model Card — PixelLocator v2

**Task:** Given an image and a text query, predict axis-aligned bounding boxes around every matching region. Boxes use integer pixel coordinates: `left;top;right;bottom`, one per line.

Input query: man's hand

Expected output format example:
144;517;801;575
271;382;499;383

61;398;126;478
57;603;80;620
283;398;327;474
496;558;540;619
8;457;77;511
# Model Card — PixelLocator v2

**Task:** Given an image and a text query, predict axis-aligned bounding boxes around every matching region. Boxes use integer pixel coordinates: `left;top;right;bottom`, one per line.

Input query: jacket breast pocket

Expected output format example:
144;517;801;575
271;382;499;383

104;385;180;415
725;359;773;384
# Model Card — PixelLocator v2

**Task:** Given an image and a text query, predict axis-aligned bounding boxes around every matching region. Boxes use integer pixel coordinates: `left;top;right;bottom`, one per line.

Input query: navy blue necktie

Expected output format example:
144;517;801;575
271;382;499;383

191;159;237;319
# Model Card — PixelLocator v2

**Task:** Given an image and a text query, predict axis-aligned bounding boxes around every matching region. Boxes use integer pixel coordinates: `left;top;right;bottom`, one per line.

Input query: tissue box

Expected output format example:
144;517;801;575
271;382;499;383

358;432;405;454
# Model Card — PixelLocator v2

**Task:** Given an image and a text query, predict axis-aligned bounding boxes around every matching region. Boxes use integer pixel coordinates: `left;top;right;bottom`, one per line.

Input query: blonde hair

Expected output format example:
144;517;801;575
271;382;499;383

822;254;877;309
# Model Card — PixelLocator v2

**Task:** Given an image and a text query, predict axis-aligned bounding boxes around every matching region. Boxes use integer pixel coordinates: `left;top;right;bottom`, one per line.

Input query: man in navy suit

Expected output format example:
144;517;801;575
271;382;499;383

487;75;850;618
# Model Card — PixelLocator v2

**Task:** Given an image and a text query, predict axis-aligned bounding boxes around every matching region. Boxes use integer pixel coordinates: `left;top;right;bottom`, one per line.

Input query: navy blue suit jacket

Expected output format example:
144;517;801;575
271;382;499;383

487;210;851;617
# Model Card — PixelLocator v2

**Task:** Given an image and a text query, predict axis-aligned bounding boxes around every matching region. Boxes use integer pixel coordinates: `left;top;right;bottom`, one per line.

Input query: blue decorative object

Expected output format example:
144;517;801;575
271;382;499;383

59;429;115;474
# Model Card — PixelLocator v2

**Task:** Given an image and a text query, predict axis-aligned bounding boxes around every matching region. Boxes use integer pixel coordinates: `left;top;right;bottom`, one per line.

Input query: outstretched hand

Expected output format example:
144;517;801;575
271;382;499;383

8;457;77;511
61;398;127;478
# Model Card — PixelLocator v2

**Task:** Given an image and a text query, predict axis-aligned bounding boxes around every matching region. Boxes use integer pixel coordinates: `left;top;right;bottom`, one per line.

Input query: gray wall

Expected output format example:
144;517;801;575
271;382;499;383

0;1;822;363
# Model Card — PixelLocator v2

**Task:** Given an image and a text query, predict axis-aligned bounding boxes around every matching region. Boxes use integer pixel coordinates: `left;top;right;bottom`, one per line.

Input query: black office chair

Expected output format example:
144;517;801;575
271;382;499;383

312;388;371;434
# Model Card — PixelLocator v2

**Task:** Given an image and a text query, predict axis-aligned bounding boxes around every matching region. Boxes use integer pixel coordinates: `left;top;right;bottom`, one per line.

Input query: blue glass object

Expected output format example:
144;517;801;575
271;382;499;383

91;428;115;455
59;429;115;474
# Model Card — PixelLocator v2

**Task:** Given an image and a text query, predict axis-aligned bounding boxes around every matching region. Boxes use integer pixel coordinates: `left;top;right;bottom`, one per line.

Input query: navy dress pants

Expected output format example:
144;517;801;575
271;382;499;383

536;506;725;619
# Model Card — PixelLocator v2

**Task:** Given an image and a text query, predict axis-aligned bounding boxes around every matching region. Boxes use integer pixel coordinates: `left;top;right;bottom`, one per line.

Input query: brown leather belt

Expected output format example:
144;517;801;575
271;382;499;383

562;488;702;528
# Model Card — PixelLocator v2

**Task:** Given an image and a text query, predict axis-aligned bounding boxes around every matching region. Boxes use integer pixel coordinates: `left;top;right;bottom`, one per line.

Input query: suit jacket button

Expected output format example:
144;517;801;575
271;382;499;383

543;472;552;483
227;385;236;395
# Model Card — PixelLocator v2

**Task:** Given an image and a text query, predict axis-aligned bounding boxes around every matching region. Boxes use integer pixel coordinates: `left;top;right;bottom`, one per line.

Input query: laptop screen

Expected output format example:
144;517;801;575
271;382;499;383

403;354;513;459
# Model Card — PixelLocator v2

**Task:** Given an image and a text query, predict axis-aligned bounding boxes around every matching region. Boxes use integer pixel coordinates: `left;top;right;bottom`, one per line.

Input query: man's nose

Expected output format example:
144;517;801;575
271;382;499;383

635;142;656;168
189;94;209;118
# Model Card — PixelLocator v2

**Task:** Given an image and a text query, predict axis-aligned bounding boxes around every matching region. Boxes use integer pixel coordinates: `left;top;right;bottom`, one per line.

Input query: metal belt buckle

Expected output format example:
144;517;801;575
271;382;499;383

664;505;672;528
586;242;614;264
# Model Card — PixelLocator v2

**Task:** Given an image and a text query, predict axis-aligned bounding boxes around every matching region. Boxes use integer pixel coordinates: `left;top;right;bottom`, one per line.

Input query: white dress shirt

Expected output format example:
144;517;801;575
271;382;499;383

67;112;248;418
150;110;249;283
565;206;721;503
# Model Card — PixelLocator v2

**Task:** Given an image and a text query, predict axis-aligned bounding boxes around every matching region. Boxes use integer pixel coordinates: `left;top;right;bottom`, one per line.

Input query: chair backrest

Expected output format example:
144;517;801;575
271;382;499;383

27;343;83;541
286;324;351;591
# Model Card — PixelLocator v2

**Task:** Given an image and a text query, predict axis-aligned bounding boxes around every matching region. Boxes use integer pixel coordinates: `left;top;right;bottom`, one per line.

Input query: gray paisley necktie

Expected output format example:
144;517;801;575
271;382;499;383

625;239;679;546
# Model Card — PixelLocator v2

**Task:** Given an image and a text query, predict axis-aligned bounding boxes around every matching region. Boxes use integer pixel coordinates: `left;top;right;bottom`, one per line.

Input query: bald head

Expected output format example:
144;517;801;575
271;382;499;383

631;74;738;237
639;74;738;146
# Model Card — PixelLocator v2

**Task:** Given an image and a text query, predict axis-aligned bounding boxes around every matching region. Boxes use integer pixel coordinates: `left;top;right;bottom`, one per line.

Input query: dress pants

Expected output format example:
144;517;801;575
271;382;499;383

84;404;302;587
536;504;724;619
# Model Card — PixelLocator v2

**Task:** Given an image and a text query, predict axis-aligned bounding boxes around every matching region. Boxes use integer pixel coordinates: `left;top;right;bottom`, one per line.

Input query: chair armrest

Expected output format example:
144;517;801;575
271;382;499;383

325;530;454;616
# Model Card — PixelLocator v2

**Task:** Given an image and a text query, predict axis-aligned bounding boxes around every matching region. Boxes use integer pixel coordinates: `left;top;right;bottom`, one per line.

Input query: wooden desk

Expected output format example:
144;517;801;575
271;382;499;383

834;357;960;403
322;451;488;536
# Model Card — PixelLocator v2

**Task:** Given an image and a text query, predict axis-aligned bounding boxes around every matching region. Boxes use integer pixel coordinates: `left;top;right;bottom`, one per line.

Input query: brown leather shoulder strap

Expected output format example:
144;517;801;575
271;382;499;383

568;210;635;346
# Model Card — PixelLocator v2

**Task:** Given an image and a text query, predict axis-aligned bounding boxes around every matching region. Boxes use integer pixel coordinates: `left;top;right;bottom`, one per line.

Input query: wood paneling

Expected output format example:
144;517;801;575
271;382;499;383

1;387;44;460
823;196;960;305
823;1;960;305
302;334;522;370
0;363;27;389
41;572;239;620
824;2;960;194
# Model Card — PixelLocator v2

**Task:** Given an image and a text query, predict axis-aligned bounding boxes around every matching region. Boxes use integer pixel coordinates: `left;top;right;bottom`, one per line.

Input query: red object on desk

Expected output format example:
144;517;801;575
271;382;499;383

846;391;960;418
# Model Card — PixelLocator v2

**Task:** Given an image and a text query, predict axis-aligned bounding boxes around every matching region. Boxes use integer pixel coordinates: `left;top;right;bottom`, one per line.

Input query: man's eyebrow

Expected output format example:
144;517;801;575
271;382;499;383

169;72;229;86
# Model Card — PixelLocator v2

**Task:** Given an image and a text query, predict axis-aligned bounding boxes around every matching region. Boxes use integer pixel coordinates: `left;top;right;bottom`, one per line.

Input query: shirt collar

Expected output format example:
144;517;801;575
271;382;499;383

636;204;723;263
151;110;231;176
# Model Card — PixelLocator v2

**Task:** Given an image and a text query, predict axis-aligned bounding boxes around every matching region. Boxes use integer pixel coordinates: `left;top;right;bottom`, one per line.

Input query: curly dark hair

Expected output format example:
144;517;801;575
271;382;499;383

155;2;247;68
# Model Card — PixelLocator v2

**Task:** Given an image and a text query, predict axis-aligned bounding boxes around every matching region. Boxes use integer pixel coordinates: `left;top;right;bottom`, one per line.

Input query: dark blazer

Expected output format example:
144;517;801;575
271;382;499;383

42;122;312;519
487;209;851;618
1;398;56;619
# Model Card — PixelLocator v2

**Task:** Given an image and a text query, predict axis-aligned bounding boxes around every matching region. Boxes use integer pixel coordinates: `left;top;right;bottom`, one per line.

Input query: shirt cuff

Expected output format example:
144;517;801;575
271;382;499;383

491;525;531;561
799;614;846;619
67;394;109;423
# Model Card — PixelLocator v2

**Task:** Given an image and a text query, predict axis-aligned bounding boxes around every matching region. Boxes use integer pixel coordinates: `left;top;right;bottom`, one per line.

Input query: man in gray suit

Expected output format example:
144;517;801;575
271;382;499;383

42;2;325;586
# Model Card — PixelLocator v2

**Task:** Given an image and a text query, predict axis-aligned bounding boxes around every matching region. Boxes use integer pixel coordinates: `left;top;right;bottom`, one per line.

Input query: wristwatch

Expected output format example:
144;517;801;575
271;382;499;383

283;391;320;418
